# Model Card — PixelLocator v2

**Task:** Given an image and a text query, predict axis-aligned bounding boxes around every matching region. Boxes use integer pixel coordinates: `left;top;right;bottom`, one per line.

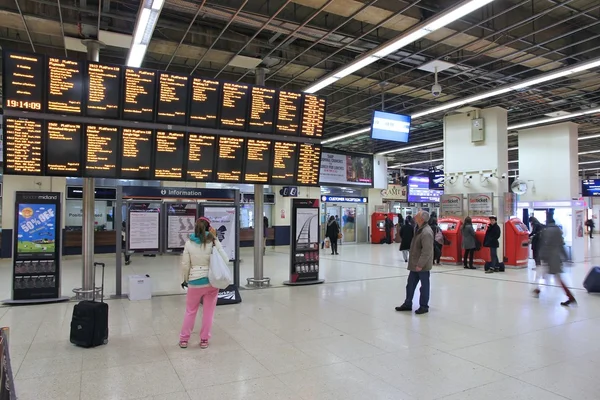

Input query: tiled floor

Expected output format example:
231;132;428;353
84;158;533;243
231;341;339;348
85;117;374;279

1;241;600;399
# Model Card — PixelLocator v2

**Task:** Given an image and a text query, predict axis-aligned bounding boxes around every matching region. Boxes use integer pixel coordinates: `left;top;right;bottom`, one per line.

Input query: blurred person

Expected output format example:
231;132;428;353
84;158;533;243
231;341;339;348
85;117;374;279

429;214;442;265
395;210;434;315
586;218;595;239
397;213;404;227
179;217;228;349
384;215;394;244
263;215;269;255
121;221;131;266
529;216;544;267
399;218;414;263
461;216;477;269
326;215;340;255
484;216;501;273
533;218;577;306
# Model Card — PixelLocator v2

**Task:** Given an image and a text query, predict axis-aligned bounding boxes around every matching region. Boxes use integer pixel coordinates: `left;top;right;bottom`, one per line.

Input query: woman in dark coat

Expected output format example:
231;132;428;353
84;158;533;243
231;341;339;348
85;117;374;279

399;218;414;263
325;216;340;255
461;216;476;269
529;217;543;267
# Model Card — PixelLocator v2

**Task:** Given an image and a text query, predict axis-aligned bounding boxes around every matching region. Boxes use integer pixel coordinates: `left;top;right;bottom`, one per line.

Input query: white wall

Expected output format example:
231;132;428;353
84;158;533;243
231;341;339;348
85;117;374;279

518;122;578;201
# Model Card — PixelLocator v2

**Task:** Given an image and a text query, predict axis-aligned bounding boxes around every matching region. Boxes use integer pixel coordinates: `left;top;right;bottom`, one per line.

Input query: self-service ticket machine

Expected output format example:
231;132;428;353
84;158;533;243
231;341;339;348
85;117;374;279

505;218;530;268
439;217;463;264
371;212;395;244
471;217;491;266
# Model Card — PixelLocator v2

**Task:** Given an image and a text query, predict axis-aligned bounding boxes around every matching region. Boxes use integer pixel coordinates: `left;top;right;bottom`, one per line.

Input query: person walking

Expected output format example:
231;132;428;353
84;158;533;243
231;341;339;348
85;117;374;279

325;216;340;255
121;221;131;266
395;210;434;315
399;218;414;263
484;216;501;273
461;216;477;269
529;216;543;267
384;215;394;244
586;218;595;239
533;218;577;306
179;217;229;349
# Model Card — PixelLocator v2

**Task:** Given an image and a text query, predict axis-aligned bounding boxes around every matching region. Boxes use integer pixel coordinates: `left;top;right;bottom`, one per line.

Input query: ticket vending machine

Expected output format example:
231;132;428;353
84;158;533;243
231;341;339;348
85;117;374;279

439;217;463;264
371;212;395;244
505;218;530;268
471;217;491;265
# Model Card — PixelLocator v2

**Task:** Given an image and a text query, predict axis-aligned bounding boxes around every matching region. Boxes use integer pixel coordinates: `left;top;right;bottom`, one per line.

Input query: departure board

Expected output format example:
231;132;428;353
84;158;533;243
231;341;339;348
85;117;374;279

296;143;321;186
156;72;189;125
271;141;298;185
154;130;185;180
123;67;156;122
220;83;249;130
187;133;216;181
244;139;272;183
248;86;276;134
216;136;245;182
2;51;44;111
46;121;82;176
86;63;121;119
121;128;153;179
189;78;220;128
47;57;83;114
300;94;326;138
84;125;119;178
276;91;302;135
3;117;43;175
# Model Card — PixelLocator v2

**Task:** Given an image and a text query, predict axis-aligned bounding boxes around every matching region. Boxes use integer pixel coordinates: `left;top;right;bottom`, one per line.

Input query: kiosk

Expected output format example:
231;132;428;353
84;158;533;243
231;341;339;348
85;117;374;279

371;212;395;244
471;217;491;266
504;218;530;268
439;217;463;265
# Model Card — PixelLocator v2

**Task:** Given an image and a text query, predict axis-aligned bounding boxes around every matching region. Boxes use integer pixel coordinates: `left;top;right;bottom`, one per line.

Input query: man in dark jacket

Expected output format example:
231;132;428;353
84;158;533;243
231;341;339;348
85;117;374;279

483;216;501;273
586;218;595;239
529;217;543;267
384;215;394;244
395;210;434;315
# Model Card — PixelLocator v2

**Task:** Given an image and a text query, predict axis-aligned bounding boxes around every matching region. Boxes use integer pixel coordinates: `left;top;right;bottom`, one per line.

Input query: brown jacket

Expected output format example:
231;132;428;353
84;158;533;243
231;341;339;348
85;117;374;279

407;223;434;272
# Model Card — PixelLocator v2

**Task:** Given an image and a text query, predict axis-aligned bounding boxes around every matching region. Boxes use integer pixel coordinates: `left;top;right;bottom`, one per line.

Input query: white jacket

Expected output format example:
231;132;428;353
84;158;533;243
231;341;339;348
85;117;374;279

181;236;229;285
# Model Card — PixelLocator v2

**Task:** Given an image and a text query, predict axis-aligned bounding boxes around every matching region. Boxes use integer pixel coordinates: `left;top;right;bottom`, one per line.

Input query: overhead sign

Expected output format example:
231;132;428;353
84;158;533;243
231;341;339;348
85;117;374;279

320;195;368;203
440;194;464;216
380;184;407;201
121;186;236;200
429;170;444;189
468;192;494;215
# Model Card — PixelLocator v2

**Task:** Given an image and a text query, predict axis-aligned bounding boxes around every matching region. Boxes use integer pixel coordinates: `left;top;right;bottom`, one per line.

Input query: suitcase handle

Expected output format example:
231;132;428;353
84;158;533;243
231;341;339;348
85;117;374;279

93;262;106;302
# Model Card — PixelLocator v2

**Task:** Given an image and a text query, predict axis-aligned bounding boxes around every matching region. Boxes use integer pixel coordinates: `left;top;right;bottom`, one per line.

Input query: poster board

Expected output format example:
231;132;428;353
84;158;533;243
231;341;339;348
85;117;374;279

285;198;323;285
128;203;160;251
203;207;236;261
467;192;494;216
166;203;197;250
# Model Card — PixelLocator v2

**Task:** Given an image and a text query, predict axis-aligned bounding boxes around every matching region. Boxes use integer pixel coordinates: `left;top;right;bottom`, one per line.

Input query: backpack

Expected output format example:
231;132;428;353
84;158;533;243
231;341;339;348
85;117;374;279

434;227;444;245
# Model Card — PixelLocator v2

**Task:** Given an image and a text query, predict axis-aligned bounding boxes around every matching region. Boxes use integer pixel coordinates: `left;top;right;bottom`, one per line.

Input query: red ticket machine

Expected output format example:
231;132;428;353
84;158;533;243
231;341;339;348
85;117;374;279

439;217;463;264
505;218;530;268
371;212;395;244
471;217;491;265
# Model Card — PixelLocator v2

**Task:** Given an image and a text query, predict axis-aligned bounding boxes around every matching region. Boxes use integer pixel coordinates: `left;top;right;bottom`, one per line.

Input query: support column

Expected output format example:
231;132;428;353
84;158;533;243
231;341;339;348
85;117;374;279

247;67;270;287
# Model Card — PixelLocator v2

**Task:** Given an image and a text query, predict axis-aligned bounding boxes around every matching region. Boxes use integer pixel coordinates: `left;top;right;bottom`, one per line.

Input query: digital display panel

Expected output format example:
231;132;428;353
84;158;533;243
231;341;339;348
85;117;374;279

187;133;216;181
84;124;119;178
156;72;189;125
154;130;185;180
249;86;276;133
189;78;220;128
300;94;326;138
582;179;600;196
220;82;249;130
46;121;82;176
2;51;44;111
123;67;156;122
121;128;153;179
407;176;443;203
296;143;321;186
276;91;302;135
371;110;411;142
319;151;373;187
429;170;444;189
244;139;272;183
271;141;298;185
3;117;43;175
216;136;245;182
86;62;121;119
47;57;83;114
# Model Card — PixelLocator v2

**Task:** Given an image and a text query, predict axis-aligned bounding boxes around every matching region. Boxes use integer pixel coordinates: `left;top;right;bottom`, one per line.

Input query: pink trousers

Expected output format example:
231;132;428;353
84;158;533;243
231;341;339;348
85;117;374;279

179;286;219;342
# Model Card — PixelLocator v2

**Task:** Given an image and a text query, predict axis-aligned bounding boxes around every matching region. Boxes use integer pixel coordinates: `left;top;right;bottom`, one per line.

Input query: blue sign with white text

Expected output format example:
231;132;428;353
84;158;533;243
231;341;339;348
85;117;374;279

371;111;411;142
321;196;368;203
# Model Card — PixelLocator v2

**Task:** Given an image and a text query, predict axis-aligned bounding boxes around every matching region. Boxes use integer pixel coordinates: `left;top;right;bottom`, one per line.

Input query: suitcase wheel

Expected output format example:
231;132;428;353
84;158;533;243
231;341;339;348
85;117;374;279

103;339;109;345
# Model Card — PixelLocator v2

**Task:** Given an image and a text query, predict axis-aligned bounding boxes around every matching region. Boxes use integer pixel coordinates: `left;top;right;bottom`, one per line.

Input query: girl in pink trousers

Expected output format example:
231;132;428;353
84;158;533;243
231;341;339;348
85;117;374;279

179;217;229;349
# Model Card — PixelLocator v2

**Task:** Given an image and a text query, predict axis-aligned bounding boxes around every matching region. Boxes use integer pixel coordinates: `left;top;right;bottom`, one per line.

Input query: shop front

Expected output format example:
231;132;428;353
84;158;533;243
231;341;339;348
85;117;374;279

320;195;368;243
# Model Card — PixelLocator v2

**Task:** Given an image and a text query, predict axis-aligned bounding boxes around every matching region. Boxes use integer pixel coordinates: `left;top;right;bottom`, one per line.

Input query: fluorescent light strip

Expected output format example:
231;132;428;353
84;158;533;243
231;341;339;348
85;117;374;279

321;127;370;144
303;0;495;94
578;150;600;155
580;167;600;172
378;140;444;155
508;106;600;130
126;0;165;68
579;160;600;165
389;158;444;168
580;134;600;141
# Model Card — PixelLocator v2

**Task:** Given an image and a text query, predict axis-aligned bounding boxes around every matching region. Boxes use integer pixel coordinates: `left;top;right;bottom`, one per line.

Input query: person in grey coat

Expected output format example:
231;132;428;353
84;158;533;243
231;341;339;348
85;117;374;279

395;210;434;315
461;216;477;269
533;218;577;306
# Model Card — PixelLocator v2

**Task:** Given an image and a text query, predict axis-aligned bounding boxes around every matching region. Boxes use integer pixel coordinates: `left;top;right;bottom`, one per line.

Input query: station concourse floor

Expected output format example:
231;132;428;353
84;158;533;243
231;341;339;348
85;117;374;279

1;241;600;399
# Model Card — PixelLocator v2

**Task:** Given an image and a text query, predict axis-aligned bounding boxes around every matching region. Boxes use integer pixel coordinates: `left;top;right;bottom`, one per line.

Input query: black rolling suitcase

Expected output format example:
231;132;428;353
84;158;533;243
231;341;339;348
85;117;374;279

583;266;600;293
70;262;109;348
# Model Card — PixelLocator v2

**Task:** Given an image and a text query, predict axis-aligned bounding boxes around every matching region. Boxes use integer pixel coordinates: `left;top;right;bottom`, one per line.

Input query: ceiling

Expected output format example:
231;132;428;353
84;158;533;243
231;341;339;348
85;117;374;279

2;0;600;176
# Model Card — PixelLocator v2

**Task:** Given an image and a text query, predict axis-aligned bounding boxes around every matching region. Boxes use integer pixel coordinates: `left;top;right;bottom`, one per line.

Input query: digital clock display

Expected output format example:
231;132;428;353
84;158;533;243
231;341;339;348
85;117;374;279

2;51;44;111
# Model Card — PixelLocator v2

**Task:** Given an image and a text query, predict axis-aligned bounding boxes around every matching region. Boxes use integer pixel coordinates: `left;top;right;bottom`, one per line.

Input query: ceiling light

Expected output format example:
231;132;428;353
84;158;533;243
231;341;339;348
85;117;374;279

508;147;518;151
389;158;444;168
126;0;165;68
580;167;600;172
508;160;518;163
578;150;600;155
507;106;600;130
510;71;572;90
579;134;600;141
302;0;496;94
579;160;600;165
377;140;444;156
321;128;370;144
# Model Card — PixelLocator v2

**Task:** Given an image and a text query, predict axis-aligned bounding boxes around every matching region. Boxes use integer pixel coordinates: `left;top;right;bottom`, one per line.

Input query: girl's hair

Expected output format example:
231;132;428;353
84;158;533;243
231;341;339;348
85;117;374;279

464;216;472;225
194;218;214;246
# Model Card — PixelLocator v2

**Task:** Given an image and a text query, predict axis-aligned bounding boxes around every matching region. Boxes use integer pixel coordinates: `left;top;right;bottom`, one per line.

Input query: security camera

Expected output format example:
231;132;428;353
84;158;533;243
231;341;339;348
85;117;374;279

500;173;507;180
467;175;473;180
482;173;494;179
432;83;442;97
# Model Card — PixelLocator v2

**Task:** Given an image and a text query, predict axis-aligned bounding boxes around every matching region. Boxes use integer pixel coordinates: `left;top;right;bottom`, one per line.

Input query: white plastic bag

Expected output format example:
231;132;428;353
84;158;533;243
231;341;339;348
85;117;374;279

209;246;233;289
